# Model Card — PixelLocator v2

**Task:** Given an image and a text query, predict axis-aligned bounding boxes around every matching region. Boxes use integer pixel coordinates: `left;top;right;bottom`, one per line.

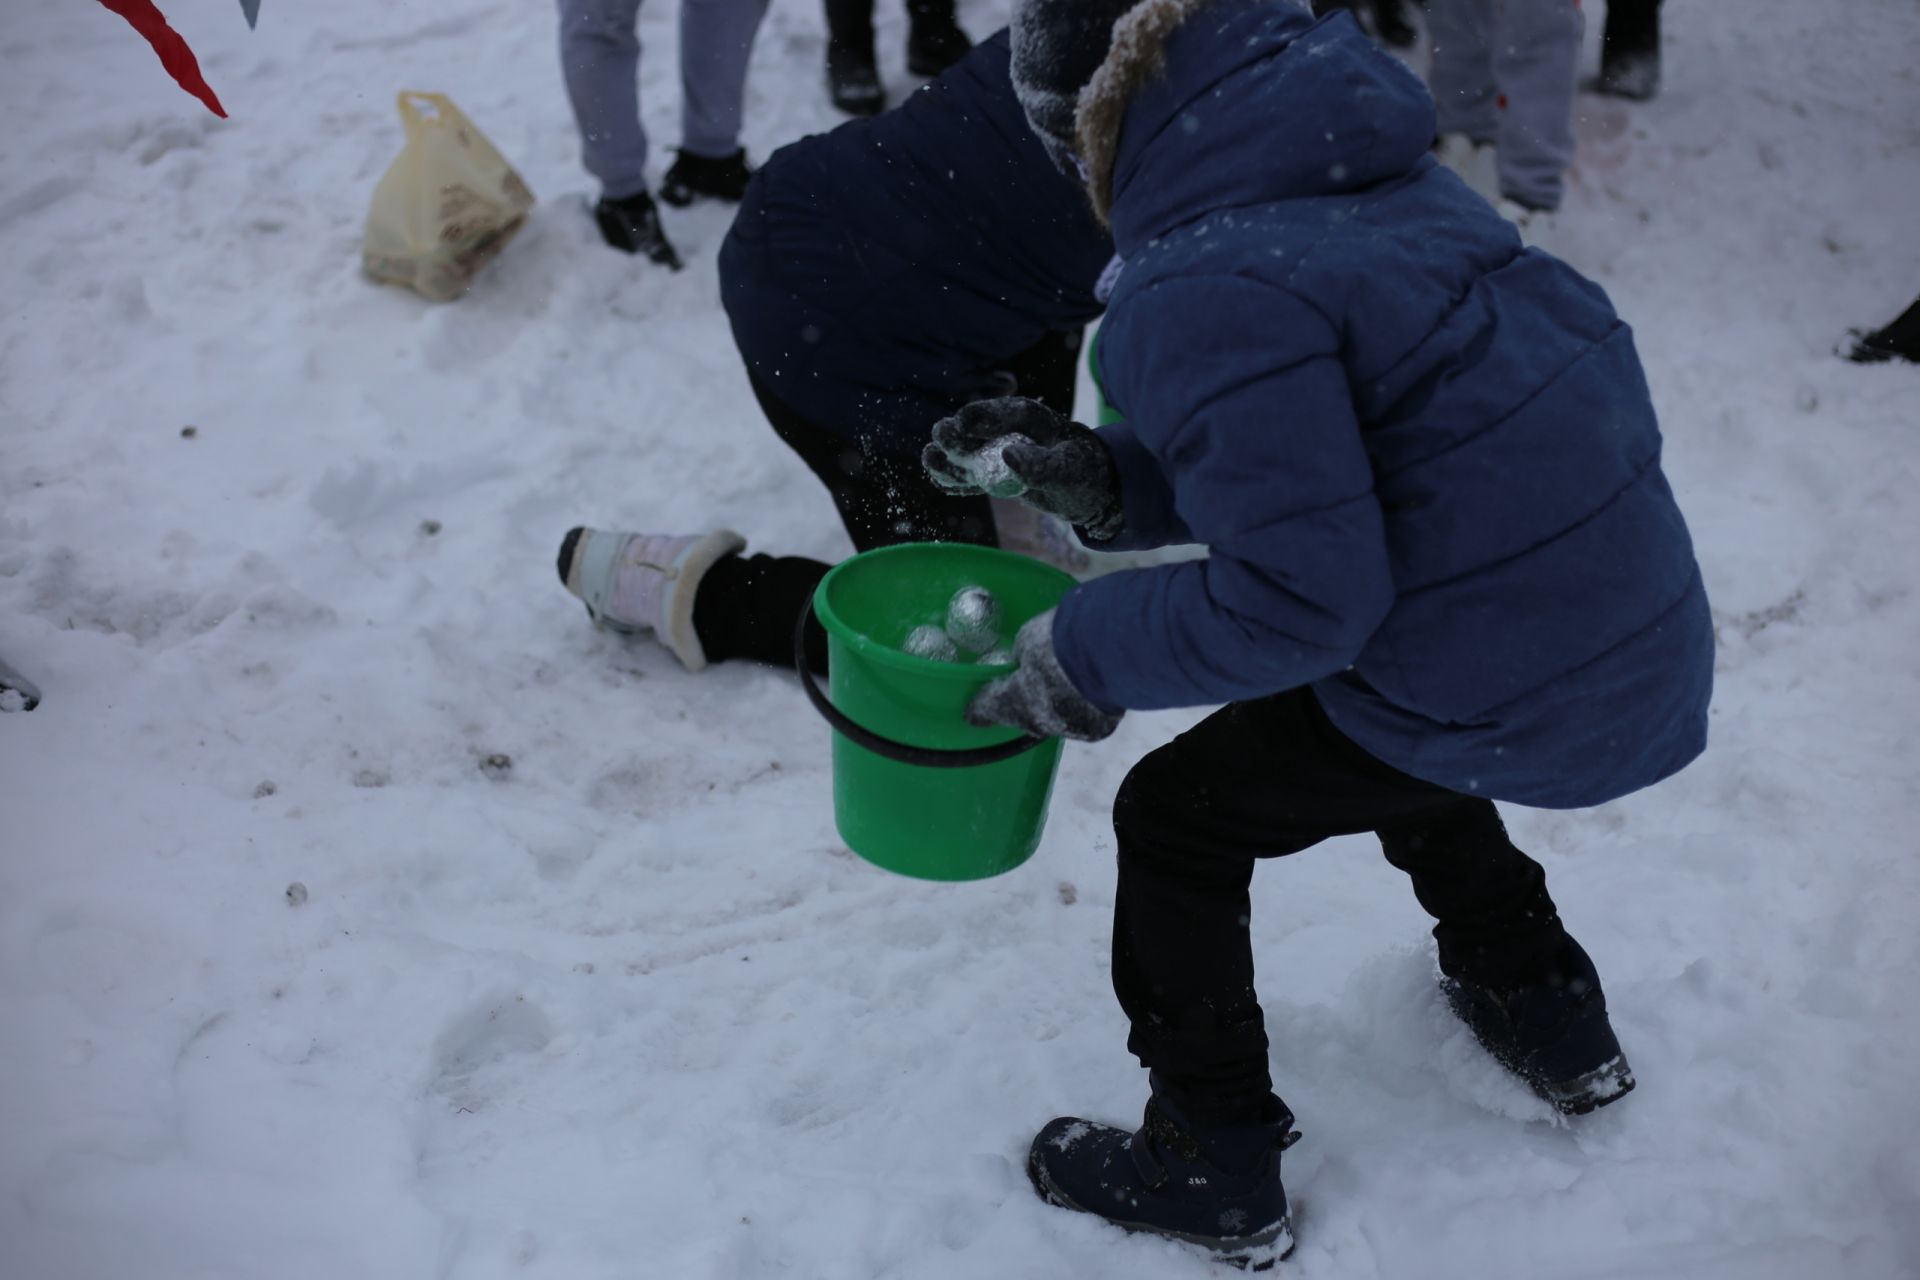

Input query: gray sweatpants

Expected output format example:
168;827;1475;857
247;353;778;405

1426;0;1584;211
558;0;771;199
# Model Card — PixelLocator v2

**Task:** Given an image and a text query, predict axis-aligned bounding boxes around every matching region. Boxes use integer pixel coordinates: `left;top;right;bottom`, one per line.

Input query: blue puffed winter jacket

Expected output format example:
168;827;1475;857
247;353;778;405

1053;2;1713;809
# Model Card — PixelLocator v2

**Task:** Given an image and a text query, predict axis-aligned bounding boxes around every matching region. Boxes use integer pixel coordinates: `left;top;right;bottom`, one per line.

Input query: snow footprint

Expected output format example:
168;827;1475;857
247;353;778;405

417;995;566;1274
427;992;553;1112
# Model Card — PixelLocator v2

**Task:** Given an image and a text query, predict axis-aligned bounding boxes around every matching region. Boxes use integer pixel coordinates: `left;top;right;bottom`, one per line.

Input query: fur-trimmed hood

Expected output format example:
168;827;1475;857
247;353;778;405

1071;0;1435;241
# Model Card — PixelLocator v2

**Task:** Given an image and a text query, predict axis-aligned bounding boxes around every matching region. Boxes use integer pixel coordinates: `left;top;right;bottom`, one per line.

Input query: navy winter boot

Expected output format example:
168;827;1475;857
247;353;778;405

1443;937;1635;1115
1027;1087;1299;1268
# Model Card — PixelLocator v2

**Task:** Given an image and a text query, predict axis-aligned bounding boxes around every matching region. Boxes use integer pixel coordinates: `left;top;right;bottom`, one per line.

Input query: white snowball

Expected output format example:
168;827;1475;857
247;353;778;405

903;624;960;663
969;434;1034;499
946;586;1002;654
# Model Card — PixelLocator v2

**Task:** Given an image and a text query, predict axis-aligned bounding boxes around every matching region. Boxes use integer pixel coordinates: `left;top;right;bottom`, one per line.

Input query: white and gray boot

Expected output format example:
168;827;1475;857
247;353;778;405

556;527;745;672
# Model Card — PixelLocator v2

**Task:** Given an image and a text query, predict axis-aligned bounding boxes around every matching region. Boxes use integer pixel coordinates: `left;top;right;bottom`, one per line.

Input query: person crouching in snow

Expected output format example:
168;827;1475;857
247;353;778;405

920;0;1714;1264
553;32;1113;676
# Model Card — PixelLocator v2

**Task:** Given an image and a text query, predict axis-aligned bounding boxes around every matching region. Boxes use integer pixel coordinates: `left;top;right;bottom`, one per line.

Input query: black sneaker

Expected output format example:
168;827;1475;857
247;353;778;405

1597;49;1661;100
1443;937;1636;1115
1028;1090;1298;1269
906;18;972;78
1368;0;1418;50
659;148;753;208
827;43;884;116
593;190;683;269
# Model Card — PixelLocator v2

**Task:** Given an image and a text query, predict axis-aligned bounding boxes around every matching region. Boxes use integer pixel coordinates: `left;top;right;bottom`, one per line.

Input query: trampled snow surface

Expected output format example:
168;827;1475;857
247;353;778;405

3;2;1919;1277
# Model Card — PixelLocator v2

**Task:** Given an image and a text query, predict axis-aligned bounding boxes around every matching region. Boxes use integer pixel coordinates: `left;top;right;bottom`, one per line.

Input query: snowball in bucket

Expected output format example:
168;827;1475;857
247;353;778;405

903;624;960;662
977;646;1016;667
945;586;1002;654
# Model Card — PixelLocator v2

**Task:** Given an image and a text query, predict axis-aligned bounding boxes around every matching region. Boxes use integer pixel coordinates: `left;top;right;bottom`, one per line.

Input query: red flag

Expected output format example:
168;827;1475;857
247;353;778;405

96;0;228;119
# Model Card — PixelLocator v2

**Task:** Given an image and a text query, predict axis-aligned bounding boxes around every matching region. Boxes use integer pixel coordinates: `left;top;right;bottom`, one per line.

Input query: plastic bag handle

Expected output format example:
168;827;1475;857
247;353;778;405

396;91;454;137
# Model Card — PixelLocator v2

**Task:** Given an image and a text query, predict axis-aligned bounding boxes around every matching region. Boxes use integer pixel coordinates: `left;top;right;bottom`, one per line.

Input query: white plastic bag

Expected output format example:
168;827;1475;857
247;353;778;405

362;92;535;302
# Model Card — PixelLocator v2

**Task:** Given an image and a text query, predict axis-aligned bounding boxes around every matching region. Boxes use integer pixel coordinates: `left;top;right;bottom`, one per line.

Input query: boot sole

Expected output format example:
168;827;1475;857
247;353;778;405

1025;1147;1294;1270
1462;1017;1638;1116
657;181;748;209
1538;1054;1636;1116
1442;978;1637;1116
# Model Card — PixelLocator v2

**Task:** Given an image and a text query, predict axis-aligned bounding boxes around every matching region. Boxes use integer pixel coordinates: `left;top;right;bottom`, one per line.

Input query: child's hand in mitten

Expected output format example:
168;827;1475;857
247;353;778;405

923;398;1125;543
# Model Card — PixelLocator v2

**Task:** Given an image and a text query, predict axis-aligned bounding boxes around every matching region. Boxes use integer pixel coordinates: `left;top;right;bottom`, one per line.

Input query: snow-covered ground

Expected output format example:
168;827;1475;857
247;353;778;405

3;1;1918;1276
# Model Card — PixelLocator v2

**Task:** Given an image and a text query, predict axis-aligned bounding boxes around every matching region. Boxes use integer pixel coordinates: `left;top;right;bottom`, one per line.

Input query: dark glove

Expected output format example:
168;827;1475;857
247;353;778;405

966;609;1122;742
922;397;1125;543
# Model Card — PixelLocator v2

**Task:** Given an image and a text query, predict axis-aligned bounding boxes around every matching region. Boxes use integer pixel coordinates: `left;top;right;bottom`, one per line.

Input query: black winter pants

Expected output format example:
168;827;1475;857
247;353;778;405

826;0;955;58
1113;688;1570;1124
692;332;1082;673
1602;0;1662;58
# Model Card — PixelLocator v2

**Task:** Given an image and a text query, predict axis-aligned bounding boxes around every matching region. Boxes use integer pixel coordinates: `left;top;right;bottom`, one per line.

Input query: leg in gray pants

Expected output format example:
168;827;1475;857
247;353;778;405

558;0;770;199
1427;0;1584;212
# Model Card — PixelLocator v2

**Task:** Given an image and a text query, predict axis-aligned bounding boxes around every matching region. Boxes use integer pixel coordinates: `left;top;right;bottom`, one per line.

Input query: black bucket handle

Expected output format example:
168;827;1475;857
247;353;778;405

795;599;1049;769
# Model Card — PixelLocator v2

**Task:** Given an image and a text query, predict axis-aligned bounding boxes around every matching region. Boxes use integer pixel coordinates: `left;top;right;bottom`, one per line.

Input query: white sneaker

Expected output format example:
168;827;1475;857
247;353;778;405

1435;132;1499;204
558;527;746;671
1496;198;1556;252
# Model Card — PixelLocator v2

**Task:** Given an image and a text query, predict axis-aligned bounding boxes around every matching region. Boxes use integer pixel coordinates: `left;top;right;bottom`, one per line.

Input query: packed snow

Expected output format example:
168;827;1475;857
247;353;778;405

898;587;1006;662
945;586;1002;656
953;435;1035;500
904;623;963;663
3;2;1919;1278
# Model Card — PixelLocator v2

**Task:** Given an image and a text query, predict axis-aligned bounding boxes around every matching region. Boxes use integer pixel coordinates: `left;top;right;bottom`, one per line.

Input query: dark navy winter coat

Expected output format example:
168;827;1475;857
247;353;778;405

719;31;1114;450
1052;2;1713;809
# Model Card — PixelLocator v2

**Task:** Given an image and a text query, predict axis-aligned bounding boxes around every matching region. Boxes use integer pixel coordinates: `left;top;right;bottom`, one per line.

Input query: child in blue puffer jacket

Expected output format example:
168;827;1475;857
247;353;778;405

923;0;1713;1264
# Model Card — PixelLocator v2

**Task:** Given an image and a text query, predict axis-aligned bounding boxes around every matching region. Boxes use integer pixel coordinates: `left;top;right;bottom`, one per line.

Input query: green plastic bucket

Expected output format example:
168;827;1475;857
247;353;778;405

796;542;1076;881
